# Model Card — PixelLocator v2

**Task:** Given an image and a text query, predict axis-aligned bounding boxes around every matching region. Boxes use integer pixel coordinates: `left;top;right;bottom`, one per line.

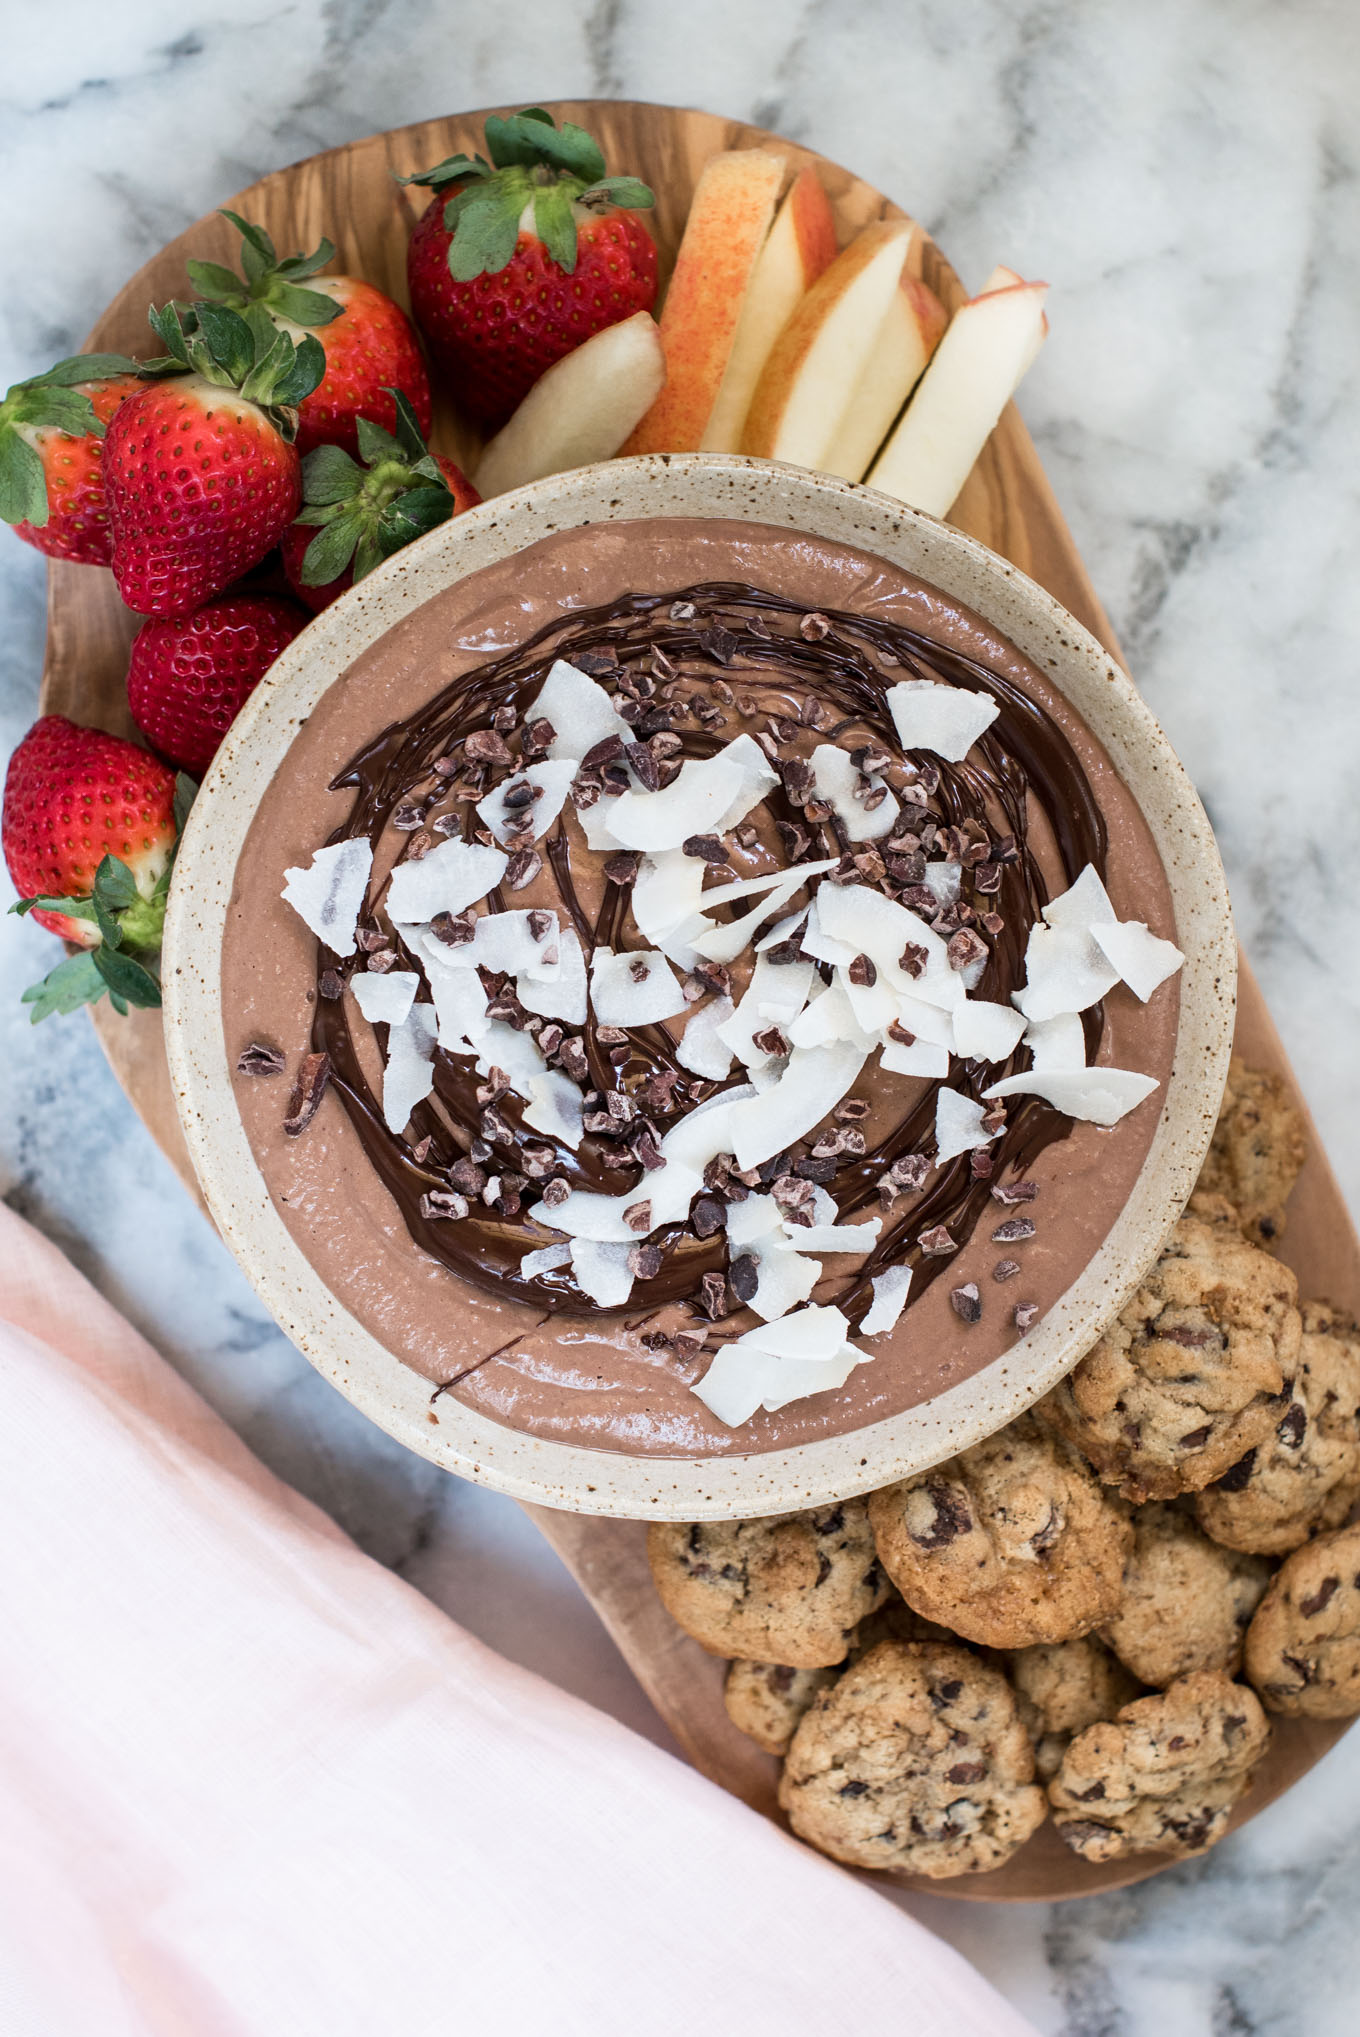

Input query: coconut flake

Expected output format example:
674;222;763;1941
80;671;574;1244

568;1238;635;1307
951;998;1026;1063
590;946;687;1026
350;969;418;1028
1014;920;1121;1022
747;1243;822;1324
1024;1011;1086;1071
520;1242;571;1279
428;967;490;1055
474;1019;547;1100
859;1264;912;1336
524;1070;585;1150
386;837;507;925
784;1185;881;1254
788;978;877;1053
605;755;746;852
677;995;736;1079
881;1034;951;1079
935;1089;998;1163
921;860;962;911
382;1002;437;1131
476;760;577;844
886;678;999;761
658;1083;756;1174
814;883;960;1011
809;743;899;842
429;908;554;978
692;1305;870;1425
1044;864;1116;930
840;965;899;1037
712;733;781;831
533;659;632;763
718;953;815;1070
1090;919;1185;1002
632;851;707;947
893;994;956;1048
727;1042;868;1169
983;1066;1160;1126
576;794;627;852
517;927;588;1027
281;837;373;956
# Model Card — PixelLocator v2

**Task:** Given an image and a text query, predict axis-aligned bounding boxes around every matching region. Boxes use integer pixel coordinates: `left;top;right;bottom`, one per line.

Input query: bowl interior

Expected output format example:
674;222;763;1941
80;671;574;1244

163;453;1235;1518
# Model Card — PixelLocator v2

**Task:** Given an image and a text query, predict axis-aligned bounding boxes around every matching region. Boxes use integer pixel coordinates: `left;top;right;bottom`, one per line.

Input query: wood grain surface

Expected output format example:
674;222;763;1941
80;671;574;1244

37;100;1359;1901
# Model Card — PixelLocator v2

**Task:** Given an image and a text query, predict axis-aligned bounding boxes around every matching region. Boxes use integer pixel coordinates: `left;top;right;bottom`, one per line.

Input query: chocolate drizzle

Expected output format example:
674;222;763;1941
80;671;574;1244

308;582;1108;1334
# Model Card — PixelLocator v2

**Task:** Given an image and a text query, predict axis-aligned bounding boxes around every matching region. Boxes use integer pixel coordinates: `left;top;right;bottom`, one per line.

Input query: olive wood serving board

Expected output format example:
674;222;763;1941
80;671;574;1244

37;100;1360;1901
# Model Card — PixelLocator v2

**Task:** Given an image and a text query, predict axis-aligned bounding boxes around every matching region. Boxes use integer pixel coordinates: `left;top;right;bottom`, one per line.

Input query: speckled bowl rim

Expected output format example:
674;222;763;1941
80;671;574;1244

163;454;1235;1518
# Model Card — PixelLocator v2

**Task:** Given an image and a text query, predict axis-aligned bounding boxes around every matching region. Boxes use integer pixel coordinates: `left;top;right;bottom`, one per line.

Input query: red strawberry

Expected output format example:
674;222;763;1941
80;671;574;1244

0;356;143;565
4;716;185;1022
186;212;432;457
127;595;307;774
403;107;657;429
281;392;479;612
103;300;324;616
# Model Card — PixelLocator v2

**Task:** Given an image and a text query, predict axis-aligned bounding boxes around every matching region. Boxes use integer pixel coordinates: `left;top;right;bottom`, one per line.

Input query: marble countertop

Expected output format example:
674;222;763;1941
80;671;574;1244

4;3;1360;2029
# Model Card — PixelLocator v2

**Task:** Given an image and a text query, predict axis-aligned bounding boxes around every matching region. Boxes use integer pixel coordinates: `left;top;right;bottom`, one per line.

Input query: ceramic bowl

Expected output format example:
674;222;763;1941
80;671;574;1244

162;454;1235;1518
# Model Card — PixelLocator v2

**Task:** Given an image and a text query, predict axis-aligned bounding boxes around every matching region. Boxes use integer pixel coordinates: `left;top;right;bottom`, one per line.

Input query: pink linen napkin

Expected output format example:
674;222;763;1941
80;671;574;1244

0;1201;1039;2037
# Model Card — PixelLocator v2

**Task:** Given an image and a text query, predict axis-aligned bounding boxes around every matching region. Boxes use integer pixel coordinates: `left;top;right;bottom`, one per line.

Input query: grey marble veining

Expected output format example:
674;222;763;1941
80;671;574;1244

4;4;1360;2029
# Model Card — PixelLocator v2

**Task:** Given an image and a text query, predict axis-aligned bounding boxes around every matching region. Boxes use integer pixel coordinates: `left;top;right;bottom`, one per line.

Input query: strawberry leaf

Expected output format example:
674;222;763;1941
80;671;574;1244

485;111;606;186
300;516;362;587
21;950;107;1023
352;527;385;582
186;258;249;302
93;853;140;914
398;152;490;193
9;891;98;923
223;210;279;283
196;304;256;386
354;415;404;467
300;443;364;505
379;486;454;554
388;388;428;464
0;430;50;527
266;280;343;327
579;175;655;212
446;179;531;281
173;773;199;837
93;944;162;1009
28;353;142;389
532;185;578;275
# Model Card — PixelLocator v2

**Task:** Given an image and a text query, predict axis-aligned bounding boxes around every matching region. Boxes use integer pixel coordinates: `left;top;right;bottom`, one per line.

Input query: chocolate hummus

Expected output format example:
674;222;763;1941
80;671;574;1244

222;518;1179;1457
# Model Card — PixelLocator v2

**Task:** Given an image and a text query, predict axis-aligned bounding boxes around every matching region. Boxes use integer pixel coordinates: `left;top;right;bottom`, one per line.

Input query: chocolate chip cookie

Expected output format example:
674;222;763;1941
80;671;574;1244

1244;1522;1360;1716
1010;1636;1143;1779
1196;1300;1360;1556
778;1639;1047;1877
1037;1196;1301;1501
868;1413;1132;1649
1101;1502;1272;1687
1196;1058;1307;1250
1048;1670;1271;1862
647;1502;889;1668
723;1660;838;1755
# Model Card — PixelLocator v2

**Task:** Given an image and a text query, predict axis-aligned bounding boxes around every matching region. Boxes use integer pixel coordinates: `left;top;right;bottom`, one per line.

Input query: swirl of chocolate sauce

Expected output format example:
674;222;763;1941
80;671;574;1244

310;582;1106;1333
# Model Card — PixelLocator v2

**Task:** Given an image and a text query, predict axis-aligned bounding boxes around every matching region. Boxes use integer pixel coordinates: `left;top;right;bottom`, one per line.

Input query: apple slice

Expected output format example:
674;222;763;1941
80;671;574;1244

739;221;914;469
474;312;666;498
621;148;786;456
977;263;1048;374
819;268;947;482
865;278;1048;517
701;165;838;453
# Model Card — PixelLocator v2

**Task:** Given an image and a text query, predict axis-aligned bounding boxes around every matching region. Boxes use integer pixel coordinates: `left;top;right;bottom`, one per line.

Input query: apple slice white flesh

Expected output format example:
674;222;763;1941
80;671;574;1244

977;263;1048;374
739;221;914;470
701;164;838;454
819;269;948;482
866;279;1048;518
474;312;666;498
621;148;786;456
